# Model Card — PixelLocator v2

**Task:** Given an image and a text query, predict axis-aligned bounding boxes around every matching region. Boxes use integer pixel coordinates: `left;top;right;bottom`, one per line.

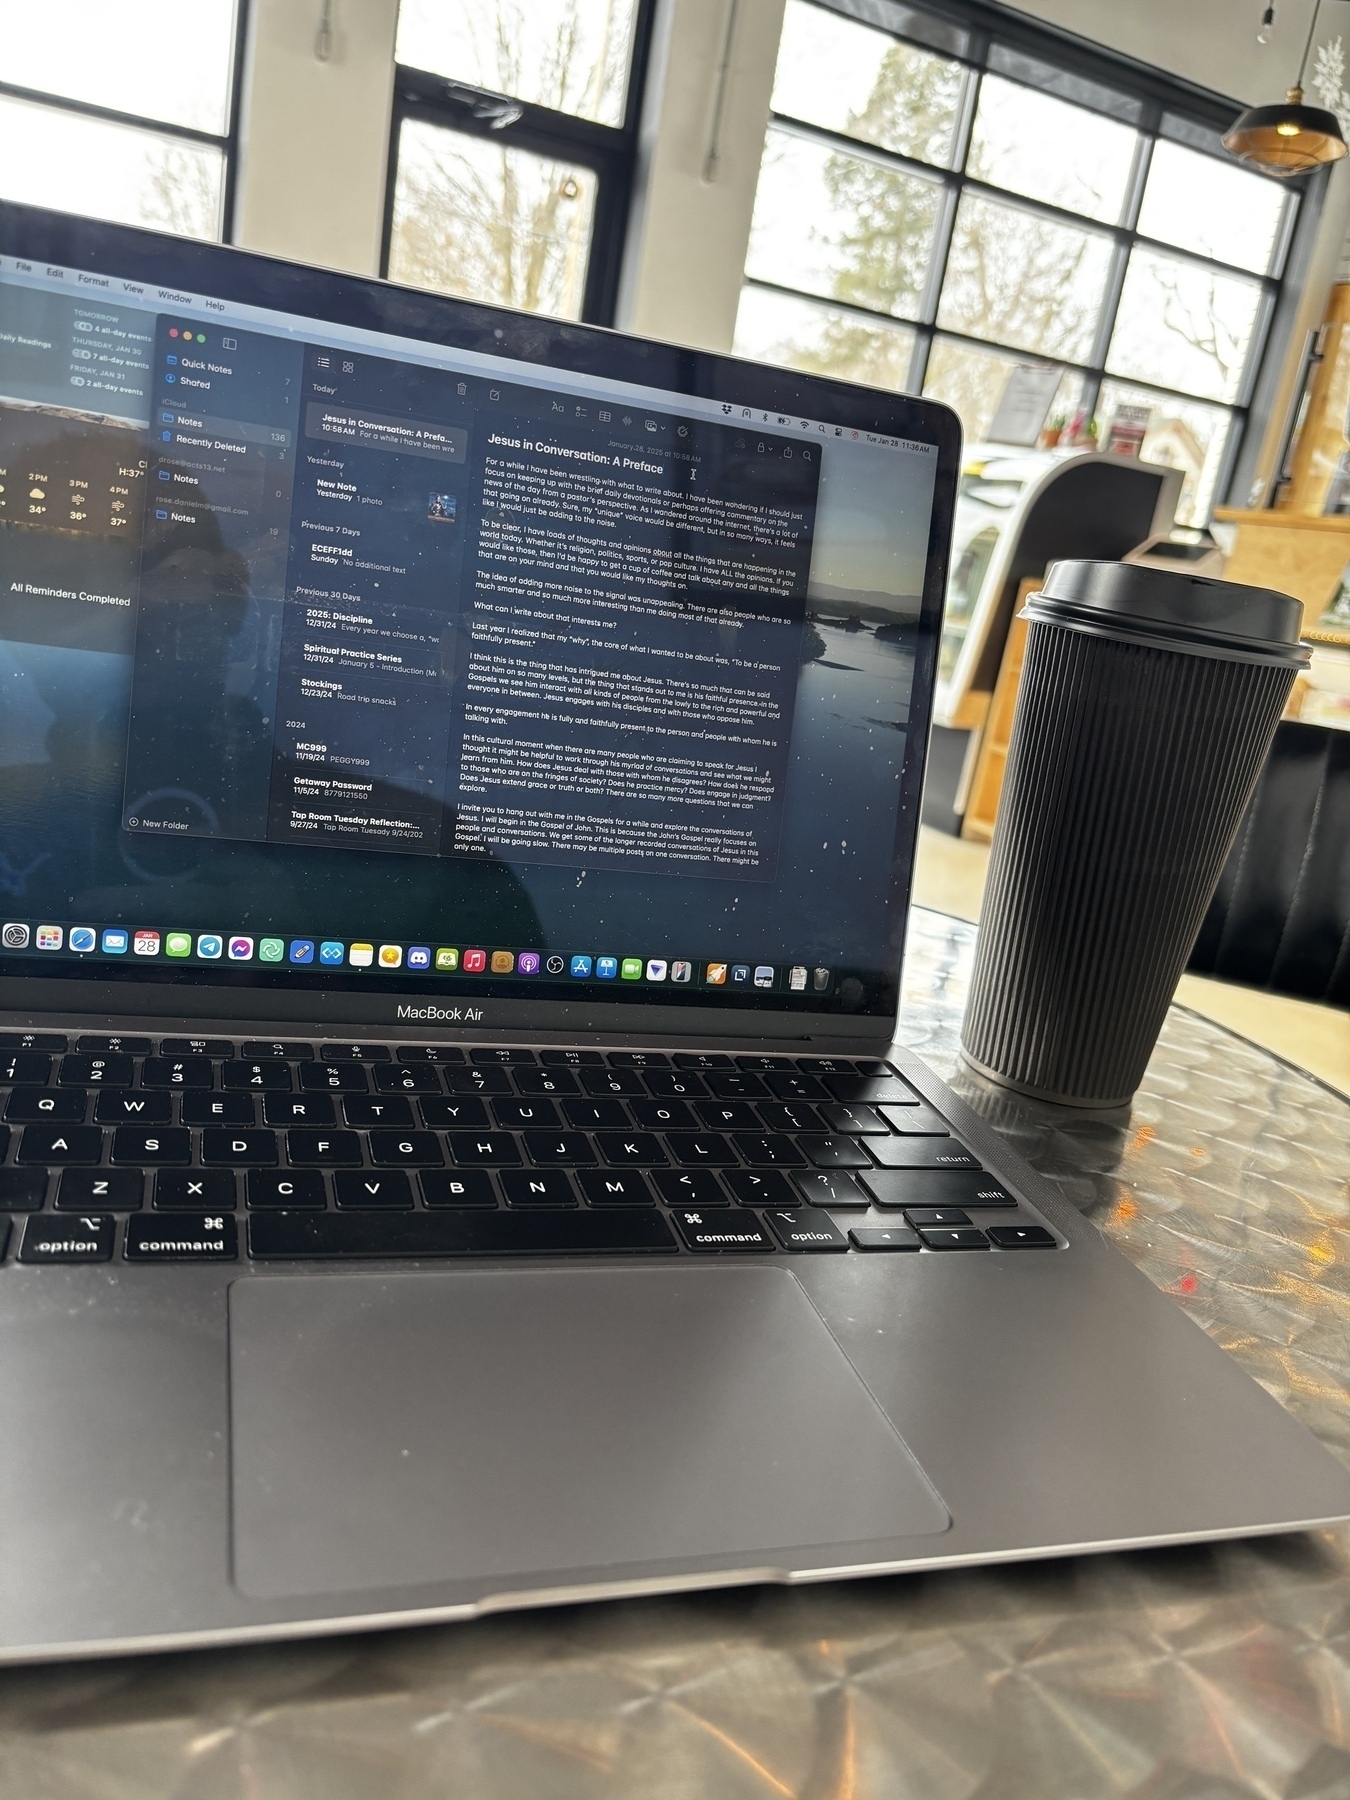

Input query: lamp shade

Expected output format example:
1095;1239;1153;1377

1223;86;1347;175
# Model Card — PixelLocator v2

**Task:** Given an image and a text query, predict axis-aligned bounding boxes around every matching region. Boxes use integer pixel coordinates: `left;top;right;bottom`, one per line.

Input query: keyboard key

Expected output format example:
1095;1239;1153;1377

514;1068;579;1096
445;1067;512;1095
470;1046;535;1066
183;1093;256;1125
762;1072;828;1100
763;1207;848;1252
522;1131;596;1166
17;1125;102;1164
420;1097;491;1130
334;1171;414;1208
695;1100;760;1131
594;1132;666;1165
801;1135;870;1168
865;1140;980;1171
242;1040;314;1060
420;1170;497;1207
247;1170;326;1208
447;1132;521;1166
652;1169;728;1206
501;1169;577;1207
94;1091;172;1124
854;1060;898;1077
112;1127;190;1164
817;1103;890;1135
373;1063;439;1093
669;1210;773;1252
0;1032;65;1052
608;1050;670;1069
343;1096;415;1127
286;1129;361;1165
904;1207;972;1227
156;1171;236;1210
249;1208;678;1259
57;1170;143;1210
629;1099;695;1131
667;1133;736;1166
19;1214;114;1263
735;1055;792;1072
578;1170;653;1206
704;1072;767;1099
859;1170;1017;1209
0;1168;46;1210
159;1038;233;1058
793;1170;869;1209
223;1060;292;1092
562;1097;630;1130
140;1057;213;1089
988;1225;1057;1249
492;1098;562;1130
320;1042;391;1061
6;1089;86;1123
672;1051;732;1070
644;1071;707;1098
540;1049;603;1067
298;1062;368;1093
878;1104;951;1136
796;1056;854;1076
850;1226;921;1252
824;1075;918;1105
722;1168;797;1207
369;1130;444;1166
260;1094;331;1127
397;1044;465;1063
202;1128;278;1166
580;1068;645;1096
125;1215;237;1261
918;1227;988;1250
729;1133;804;1167
59;1054;132;1087
757;1102;822;1133
76;1034;151;1055
0;1052;53;1085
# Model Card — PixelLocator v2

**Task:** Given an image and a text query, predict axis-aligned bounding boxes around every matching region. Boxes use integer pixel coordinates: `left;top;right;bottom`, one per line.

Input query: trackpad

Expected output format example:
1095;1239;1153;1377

229;1265;949;1602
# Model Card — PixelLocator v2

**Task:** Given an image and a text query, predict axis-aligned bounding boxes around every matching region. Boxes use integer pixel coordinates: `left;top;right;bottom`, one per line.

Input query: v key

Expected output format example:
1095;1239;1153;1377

334;1171;413;1209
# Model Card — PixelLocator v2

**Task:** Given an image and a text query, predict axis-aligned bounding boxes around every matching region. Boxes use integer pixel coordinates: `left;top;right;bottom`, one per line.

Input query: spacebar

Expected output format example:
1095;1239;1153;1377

247;1209;679;1258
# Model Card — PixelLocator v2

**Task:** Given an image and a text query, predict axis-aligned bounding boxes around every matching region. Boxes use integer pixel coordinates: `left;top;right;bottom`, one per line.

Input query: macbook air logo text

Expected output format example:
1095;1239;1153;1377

397;1003;485;1022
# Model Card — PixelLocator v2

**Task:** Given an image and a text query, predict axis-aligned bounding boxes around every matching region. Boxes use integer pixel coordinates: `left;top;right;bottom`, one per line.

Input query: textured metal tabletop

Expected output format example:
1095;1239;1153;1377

2;908;1348;1800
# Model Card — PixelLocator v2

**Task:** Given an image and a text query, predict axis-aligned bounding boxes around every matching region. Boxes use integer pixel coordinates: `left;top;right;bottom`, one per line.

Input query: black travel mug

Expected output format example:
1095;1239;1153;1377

959;560;1309;1107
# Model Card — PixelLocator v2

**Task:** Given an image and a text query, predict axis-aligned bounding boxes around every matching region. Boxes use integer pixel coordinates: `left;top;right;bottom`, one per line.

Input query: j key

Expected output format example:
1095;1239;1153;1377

918;1226;988;1251
667;1133;737;1166
643;1072;706;1098
372;1064;439;1093
320;1042;391;1061
670;1210;773;1253
879;1104;951;1136
298;1062;368;1093
223;1060;292;1091
334;1171;414;1208
793;1170;869;1209
59;1054;133;1087
471;1046;535;1065
420;1097;491;1130
0;1032;65;1052
125;1215;238;1261
247;1170;326;1208
445;1067;511;1095
630;1099;695;1131
762;1072;828;1100
0;1052;52;1085
287;1130;361;1166
695;1100;760;1131
7;1089;86;1123
343;1096;414;1127
513;1068;579;1097
824;1075;918;1105
904;1207;971;1227
672;1052;732;1070
987;1225;1057;1249
156;1171;236;1210
561;1098;629;1130
183;1093;255;1125
865;1140;980;1171
397;1044;465;1064
492;1098;561;1130
263;1094;332;1126
704;1072;767;1099
729;1134;804;1167
580;1068;645;1096
17;1125;102;1164
523;1131;596;1166
159;1037;232;1058
112;1127;190;1164
420;1170;497;1207
140;1057;213;1089
539;1049;603;1067
652;1169;728;1206
201;1128;278;1166
850;1226;921;1252
594;1132;666;1165
801;1136;871;1168
57;1169;142;1210
248;1209;678;1259
95;1091;172;1124
756;1102;822;1133
608;1050;670;1069
242;1040;314;1060
860;1170;1017;1209
818;1103;890;1135
735;1055;793;1072
447;1132;521;1166
578;1170;653;1206
19;1214;114;1263
369;1130;443;1166
500;1170;577;1208
77;1035;151;1056
763;1208;848;1252
0;1169;46;1210
723;1168;797;1207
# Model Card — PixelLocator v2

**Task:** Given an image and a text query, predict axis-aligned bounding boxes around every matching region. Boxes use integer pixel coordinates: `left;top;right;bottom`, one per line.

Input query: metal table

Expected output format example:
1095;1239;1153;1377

2;908;1348;1799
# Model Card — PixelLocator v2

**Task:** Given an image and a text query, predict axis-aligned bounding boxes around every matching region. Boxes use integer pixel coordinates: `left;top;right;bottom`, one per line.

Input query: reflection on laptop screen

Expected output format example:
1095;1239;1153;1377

0;230;944;1018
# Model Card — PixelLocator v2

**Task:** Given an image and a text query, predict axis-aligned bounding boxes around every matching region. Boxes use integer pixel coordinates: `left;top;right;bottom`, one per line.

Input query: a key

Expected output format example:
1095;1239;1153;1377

0;1052;53;1085
373;1064;439;1093
6;1089;86;1123
918;1227;988;1250
19;1214;114;1262
651;1169;728;1206
849;1226;921;1252
562;1098;630;1130
447;1132;521;1166
298;1062;368;1093
577;1170;653;1206
368;1130;444;1166
793;1170;869;1209
722;1168;797;1206
343;1096;415;1127
140;1057;213;1089
248;1209;678;1258
17;1125;102;1164
987;1225;1057;1249
58;1054;132;1087
666;1133;736;1165
201;1128;278;1166
0;1168;46;1211
420;1170;497;1207
76;1035;151;1056
320;1042;391;1061
156;1171;236;1210
56;1170;143;1210
669;1209;773;1252
159;1038;233;1058
492;1098;562;1130
94;1091;173;1124
286;1130;361;1165
111;1127;190;1164
801;1135;871;1168
247;1170;326;1208
859;1170;1016;1209
334;1171;414;1208
420;1097;490;1129
125;1216;237;1261
183;1093;255;1125
522;1131;596;1166
500;1170;577;1207
594;1132;666;1165
262;1094;332;1126
865;1140;980;1171
763;1207;848;1252
223;1060;292;1092
729;1133;804;1167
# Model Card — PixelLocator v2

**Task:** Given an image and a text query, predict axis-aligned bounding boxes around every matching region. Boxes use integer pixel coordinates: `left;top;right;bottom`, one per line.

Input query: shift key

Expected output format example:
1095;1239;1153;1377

860;1169;1018;1208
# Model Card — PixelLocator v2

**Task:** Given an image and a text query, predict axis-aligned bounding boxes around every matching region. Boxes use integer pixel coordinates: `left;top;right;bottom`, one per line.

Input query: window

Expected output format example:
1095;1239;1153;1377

0;0;243;241
735;0;1299;525
385;0;654;324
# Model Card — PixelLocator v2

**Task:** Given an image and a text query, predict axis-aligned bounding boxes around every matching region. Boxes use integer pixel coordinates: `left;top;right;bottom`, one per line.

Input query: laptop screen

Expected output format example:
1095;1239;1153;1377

0;205;957;1030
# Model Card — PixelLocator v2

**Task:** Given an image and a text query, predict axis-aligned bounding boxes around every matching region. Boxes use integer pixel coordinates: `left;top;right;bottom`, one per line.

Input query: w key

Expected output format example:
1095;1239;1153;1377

95;1091;173;1125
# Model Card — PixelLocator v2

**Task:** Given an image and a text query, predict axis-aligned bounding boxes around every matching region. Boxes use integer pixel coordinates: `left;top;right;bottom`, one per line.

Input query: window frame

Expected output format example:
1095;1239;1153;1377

742;0;1318;516
381;0;657;326
0;0;250;243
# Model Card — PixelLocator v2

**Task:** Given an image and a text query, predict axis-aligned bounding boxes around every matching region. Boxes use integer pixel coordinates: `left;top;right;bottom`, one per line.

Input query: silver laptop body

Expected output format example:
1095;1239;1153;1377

0;203;1345;1662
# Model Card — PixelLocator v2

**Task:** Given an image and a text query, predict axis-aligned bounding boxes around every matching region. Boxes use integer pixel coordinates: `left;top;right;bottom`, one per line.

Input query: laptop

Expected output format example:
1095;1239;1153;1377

0;200;1345;1662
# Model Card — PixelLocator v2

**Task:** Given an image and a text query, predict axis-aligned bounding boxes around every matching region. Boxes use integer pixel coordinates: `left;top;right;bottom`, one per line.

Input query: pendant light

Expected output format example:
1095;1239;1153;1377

1224;0;1347;175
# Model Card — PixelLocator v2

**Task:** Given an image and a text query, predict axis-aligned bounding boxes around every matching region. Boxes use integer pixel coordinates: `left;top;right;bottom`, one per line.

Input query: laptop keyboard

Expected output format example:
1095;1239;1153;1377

0;1034;1058;1263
